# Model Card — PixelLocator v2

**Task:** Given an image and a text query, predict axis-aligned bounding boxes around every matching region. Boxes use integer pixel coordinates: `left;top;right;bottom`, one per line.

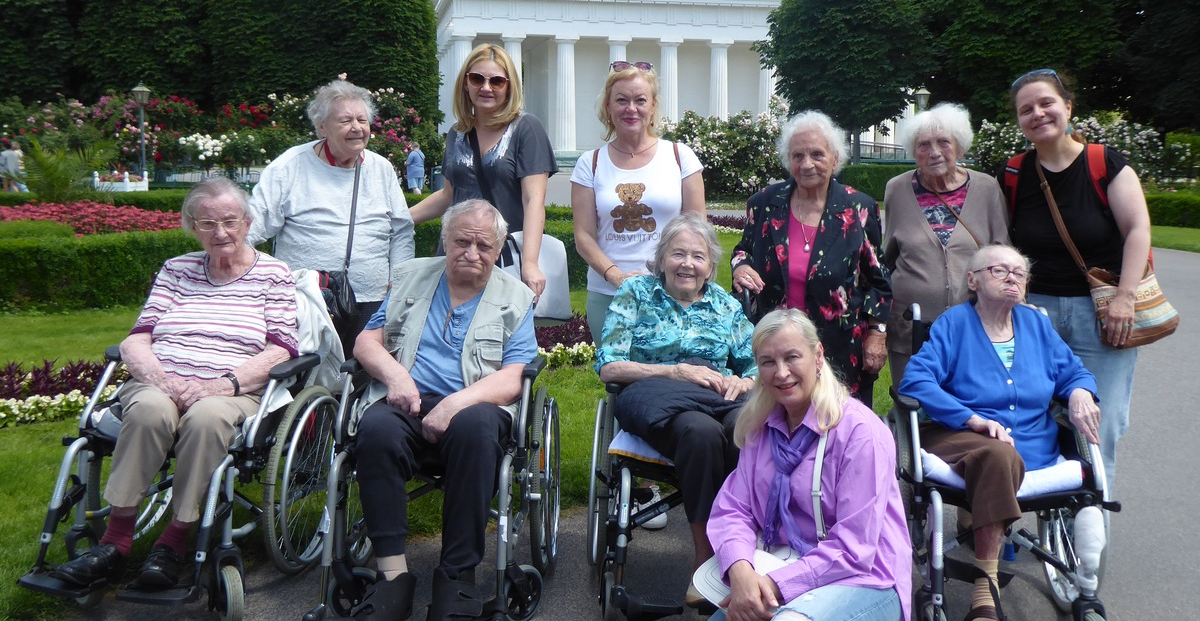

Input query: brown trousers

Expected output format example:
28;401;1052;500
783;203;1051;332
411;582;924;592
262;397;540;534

922;423;1025;527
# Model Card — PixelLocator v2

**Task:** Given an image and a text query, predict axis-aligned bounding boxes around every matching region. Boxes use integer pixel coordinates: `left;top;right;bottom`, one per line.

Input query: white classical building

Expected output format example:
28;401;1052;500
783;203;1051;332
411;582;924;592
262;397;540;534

432;0;911;157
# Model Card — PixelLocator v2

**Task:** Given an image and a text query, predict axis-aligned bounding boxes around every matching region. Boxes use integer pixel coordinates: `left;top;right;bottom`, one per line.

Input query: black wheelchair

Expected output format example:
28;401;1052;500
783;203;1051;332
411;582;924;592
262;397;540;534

300;355;561;621
18;344;337;621
891;304;1122;621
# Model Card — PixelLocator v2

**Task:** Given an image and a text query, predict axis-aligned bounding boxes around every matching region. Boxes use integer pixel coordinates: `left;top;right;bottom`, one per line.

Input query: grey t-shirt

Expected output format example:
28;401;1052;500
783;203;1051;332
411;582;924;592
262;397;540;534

0;150;19;176
442;112;558;232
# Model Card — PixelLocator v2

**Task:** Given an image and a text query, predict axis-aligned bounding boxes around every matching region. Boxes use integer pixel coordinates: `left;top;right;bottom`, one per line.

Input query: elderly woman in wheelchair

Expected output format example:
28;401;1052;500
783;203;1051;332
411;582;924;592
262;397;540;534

899;244;1103;621
51;178;300;591
595;213;757;606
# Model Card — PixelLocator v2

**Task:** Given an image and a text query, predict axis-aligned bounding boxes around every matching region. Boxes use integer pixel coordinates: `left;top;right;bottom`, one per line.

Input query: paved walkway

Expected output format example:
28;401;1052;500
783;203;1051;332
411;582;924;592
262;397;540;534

66;249;1199;621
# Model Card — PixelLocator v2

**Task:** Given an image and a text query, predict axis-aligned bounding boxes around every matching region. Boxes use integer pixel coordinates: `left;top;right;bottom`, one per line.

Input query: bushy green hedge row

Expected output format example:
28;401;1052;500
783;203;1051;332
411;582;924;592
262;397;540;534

1147;192;1200;228
110;190;191;212
0;229;199;311
0;220;74;239
840;164;913;201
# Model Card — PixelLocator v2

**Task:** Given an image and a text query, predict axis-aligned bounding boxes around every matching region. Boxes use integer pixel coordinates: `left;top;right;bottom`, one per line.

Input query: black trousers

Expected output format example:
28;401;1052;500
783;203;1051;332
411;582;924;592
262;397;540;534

354;395;511;577
644;408;740;524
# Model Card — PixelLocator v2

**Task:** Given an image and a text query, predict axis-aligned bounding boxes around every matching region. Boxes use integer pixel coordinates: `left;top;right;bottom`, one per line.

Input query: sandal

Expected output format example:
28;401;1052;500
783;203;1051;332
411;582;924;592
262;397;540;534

962;604;1000;620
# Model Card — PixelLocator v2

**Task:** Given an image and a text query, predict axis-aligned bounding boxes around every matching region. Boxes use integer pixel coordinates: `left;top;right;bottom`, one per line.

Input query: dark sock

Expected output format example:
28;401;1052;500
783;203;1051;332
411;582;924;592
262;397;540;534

154;520;192;557
99;512;136;556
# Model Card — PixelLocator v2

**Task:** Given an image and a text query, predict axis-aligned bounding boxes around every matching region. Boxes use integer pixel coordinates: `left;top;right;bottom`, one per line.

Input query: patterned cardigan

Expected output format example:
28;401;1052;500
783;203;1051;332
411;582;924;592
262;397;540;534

732;178;892;394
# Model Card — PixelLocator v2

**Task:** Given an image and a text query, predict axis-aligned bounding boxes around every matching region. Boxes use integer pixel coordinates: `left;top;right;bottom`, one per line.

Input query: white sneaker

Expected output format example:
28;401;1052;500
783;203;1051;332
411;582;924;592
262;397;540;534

633;484;668;530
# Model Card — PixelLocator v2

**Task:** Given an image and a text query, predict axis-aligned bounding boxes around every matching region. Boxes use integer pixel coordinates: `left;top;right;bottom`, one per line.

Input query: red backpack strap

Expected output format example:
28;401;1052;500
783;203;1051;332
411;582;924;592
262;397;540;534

1003;152;1026;221
673;142;681;171
591;148;600;176
1085;142;1109;209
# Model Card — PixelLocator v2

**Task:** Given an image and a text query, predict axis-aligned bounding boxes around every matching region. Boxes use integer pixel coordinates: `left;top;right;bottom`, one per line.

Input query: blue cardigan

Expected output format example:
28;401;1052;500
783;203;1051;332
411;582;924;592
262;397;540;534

899;302;1097;469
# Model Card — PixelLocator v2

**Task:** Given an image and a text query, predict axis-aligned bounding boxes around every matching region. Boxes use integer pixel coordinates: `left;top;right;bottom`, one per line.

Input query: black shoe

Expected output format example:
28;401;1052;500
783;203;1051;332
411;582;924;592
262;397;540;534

427;568;484;621
50;543;126;586
353;572;417;621
136;544;185;589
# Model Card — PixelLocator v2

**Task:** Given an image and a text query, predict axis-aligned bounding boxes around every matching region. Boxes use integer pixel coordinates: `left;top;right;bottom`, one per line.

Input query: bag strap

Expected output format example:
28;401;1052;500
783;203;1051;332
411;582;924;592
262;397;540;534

1003;152;1026;222
1084;142;1109;209
467;128;495;205
342;159;362;272
811;433;828;541
927;175;982;248
1034;153;1089;275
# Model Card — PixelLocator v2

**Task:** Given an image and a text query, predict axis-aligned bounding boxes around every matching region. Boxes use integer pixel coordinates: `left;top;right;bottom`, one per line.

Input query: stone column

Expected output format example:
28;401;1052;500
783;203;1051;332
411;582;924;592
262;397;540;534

608;36;631;66
709;39;732;120
502;35;524;77
554;35;579;150
443;34;476;132
658;37;681;124
759;66;776;115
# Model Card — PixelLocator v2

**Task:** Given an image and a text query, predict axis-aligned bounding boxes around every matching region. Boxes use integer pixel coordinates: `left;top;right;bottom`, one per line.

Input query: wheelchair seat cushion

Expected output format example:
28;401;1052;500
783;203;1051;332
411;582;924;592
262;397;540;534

609;429;673;467
920;449;1083;498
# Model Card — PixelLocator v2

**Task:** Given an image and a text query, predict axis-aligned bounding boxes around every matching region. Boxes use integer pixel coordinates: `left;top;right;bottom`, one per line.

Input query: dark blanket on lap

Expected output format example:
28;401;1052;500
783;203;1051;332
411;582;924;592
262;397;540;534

614;376;744;438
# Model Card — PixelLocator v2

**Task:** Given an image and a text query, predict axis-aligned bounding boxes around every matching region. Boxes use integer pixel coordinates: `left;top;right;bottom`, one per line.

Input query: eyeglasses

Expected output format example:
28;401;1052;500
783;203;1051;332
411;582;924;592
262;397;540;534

973;265;1030;283
466;72;509;89
610;61;654;73
1011;68;1064;91
193;218;245;232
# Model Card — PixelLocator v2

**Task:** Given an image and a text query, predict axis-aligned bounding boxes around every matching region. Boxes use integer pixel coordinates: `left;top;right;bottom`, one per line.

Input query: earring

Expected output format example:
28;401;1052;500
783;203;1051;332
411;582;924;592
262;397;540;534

816;367;822;380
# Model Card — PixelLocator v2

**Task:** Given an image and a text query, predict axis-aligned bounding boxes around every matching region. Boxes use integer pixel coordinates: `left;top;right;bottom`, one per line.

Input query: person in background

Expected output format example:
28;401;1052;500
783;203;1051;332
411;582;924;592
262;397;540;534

1;140;21;192
405;143;425;192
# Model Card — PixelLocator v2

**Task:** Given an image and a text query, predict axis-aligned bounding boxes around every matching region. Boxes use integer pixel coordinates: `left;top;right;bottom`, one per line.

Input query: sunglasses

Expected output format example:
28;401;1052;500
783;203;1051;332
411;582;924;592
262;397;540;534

610;61;654;72
1011;68;1064;91
466;72;509;89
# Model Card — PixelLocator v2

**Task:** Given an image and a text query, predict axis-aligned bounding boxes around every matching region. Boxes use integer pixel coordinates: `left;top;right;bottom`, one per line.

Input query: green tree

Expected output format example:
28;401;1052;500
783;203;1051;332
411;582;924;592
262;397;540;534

0;0;81;100
922;0;1119;124
1116;0;1200;131
756;0;933;162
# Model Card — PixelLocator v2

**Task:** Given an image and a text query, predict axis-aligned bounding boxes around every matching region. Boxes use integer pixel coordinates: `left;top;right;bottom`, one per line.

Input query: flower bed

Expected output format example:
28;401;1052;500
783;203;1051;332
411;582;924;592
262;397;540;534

0;201;180;236
0;360;127;429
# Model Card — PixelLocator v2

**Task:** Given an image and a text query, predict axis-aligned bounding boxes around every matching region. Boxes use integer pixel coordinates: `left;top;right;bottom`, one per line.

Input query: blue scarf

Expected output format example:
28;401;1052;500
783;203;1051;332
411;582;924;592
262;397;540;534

762;420;819;555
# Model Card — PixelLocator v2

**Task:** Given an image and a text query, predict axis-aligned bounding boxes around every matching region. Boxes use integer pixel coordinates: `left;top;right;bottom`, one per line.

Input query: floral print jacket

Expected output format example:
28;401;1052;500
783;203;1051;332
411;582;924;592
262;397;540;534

732;179;892;394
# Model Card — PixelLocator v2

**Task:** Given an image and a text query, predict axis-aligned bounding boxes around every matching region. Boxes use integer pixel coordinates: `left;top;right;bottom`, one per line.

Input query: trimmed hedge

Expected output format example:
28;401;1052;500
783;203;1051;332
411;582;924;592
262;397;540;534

840;164;913;202
0;220;74;239
109;190;190;213
0;229;199;311
413;213;587;288
1147;192;1200;228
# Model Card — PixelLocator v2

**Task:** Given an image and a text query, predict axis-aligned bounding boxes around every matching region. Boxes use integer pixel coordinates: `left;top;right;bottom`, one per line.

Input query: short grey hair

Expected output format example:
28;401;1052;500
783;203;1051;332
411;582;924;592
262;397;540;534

180;177;251;235
648;213;722;283
440;199;509;247
966;243;1032;302
307;79;378;135
897;102;974;157
777;110;850;175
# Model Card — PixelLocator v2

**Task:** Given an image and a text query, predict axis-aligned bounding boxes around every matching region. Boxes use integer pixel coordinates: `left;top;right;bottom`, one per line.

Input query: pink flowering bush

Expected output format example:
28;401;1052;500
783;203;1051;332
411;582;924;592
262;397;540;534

0;201;180;236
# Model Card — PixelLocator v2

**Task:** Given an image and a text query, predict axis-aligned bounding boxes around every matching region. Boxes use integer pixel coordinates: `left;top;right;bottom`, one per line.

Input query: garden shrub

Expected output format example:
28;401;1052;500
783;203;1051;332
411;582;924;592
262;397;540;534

0;193;35;207
0;220;74;239
1146;192;1200;228
840;164;913;202
661;100;789;198
0;229;199;311
546;205;573;221
1;202;180;235
413;217;587;288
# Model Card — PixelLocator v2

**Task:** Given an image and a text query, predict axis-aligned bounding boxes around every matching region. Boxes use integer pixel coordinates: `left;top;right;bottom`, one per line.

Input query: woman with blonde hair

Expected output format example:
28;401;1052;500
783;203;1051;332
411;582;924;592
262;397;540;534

707;309;911;621
410;43;557;296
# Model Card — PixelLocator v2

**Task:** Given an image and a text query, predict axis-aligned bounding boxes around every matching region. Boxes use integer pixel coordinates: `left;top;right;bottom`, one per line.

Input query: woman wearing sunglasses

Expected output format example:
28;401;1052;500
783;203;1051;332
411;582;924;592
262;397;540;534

1007;69;1152;495
410;43;557;297
570;60;707;342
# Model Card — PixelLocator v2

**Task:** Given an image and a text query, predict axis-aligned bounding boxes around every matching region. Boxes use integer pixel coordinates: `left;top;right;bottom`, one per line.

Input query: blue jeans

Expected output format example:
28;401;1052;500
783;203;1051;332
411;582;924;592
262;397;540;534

709;584;900;621
1028;293;1137;494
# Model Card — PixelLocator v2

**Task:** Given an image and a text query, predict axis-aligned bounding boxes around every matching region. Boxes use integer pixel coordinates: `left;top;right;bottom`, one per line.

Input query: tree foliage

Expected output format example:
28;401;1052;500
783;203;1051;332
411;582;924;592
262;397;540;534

1116;0;1200;131
756;0;933;145
922;0;1119;124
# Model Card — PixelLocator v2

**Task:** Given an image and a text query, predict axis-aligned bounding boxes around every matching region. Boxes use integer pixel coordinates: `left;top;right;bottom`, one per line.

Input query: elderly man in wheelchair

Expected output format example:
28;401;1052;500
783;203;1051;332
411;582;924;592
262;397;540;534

898;244;1114;621
349;199;539;621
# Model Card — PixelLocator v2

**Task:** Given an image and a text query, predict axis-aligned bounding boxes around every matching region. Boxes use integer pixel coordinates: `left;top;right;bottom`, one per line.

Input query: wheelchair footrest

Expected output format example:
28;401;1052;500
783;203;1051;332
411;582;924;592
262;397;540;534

18;569;104;599
116;583;201;605
943;557;1015;588
617;588;684;621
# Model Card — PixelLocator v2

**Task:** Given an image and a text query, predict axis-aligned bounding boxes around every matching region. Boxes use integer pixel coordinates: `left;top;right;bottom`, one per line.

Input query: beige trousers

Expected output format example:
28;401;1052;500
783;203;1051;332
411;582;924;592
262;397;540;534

104;380;259;522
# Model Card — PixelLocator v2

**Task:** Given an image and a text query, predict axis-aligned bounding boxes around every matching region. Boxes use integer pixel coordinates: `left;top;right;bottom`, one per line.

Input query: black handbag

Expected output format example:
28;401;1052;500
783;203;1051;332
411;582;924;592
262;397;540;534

318;158;361;333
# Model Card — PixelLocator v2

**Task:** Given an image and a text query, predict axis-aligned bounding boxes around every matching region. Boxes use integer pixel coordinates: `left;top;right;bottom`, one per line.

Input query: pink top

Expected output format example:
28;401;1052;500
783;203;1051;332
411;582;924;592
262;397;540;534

786;212;814;311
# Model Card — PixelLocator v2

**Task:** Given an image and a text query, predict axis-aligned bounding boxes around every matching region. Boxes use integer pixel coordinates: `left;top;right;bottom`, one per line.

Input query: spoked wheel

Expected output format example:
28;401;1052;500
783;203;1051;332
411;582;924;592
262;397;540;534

587;399;615;569
263;385;336;574
325;566;378;617
83;448;172;542
344;466;373;566
1040;508;1081;612
528;388;560;576
504;565;543;621
601;570;621;621
215;564;245;621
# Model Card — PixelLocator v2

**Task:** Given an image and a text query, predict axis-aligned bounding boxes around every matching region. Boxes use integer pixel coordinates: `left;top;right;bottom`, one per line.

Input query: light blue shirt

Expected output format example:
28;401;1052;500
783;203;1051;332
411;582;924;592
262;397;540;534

405;149;425;178
366;275;537;396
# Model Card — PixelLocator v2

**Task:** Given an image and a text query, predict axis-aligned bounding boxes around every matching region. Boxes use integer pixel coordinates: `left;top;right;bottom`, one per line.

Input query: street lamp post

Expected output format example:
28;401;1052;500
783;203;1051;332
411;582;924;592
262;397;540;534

915;87;931;113
130;82;152;178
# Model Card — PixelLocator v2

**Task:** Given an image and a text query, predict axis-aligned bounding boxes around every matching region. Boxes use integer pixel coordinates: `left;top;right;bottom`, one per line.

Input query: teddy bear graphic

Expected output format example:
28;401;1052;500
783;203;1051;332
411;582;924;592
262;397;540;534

610;182;656;233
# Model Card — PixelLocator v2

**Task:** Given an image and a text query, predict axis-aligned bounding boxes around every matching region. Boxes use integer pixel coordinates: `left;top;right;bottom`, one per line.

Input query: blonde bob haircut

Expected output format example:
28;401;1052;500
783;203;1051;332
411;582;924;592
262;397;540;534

453;44;524;132
733;309;851;448
597;67;660;141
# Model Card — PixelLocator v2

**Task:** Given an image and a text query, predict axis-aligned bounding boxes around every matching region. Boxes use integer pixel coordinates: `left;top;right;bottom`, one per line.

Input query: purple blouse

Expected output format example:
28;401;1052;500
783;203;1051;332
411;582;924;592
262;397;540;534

708;401;912;620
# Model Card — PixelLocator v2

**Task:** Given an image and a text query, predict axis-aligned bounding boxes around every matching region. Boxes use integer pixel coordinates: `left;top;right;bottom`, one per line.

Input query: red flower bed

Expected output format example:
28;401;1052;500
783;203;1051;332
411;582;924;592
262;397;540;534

0;201;181;236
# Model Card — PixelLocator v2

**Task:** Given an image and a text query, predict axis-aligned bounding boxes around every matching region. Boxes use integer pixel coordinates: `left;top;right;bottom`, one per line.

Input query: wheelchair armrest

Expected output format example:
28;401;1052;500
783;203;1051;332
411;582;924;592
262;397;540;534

891;388;920;412
268;353;321;380
523;356;547;379
605;382;625;395
105;344;123;362
340;358;362;374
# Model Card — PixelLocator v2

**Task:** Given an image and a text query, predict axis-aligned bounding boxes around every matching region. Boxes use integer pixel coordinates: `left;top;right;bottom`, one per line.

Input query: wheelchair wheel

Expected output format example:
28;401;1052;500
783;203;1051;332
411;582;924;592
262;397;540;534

264;385;336;574
83;449;172;543
890;407;916;515
587;399;615;567
504;565;543;621
528;388;560;576
215;564;245;621
325;566;378;617
1040;507;1109;612
600;570;621;621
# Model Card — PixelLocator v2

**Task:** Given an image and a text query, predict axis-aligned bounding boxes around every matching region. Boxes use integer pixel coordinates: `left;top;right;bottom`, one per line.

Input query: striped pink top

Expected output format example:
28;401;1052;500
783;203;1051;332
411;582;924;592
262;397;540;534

131;251;299;381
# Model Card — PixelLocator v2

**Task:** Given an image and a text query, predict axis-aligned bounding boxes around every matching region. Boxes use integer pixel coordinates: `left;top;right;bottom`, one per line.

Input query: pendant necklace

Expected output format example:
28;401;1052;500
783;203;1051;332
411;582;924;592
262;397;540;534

799;220;814;253
610;140;656;158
